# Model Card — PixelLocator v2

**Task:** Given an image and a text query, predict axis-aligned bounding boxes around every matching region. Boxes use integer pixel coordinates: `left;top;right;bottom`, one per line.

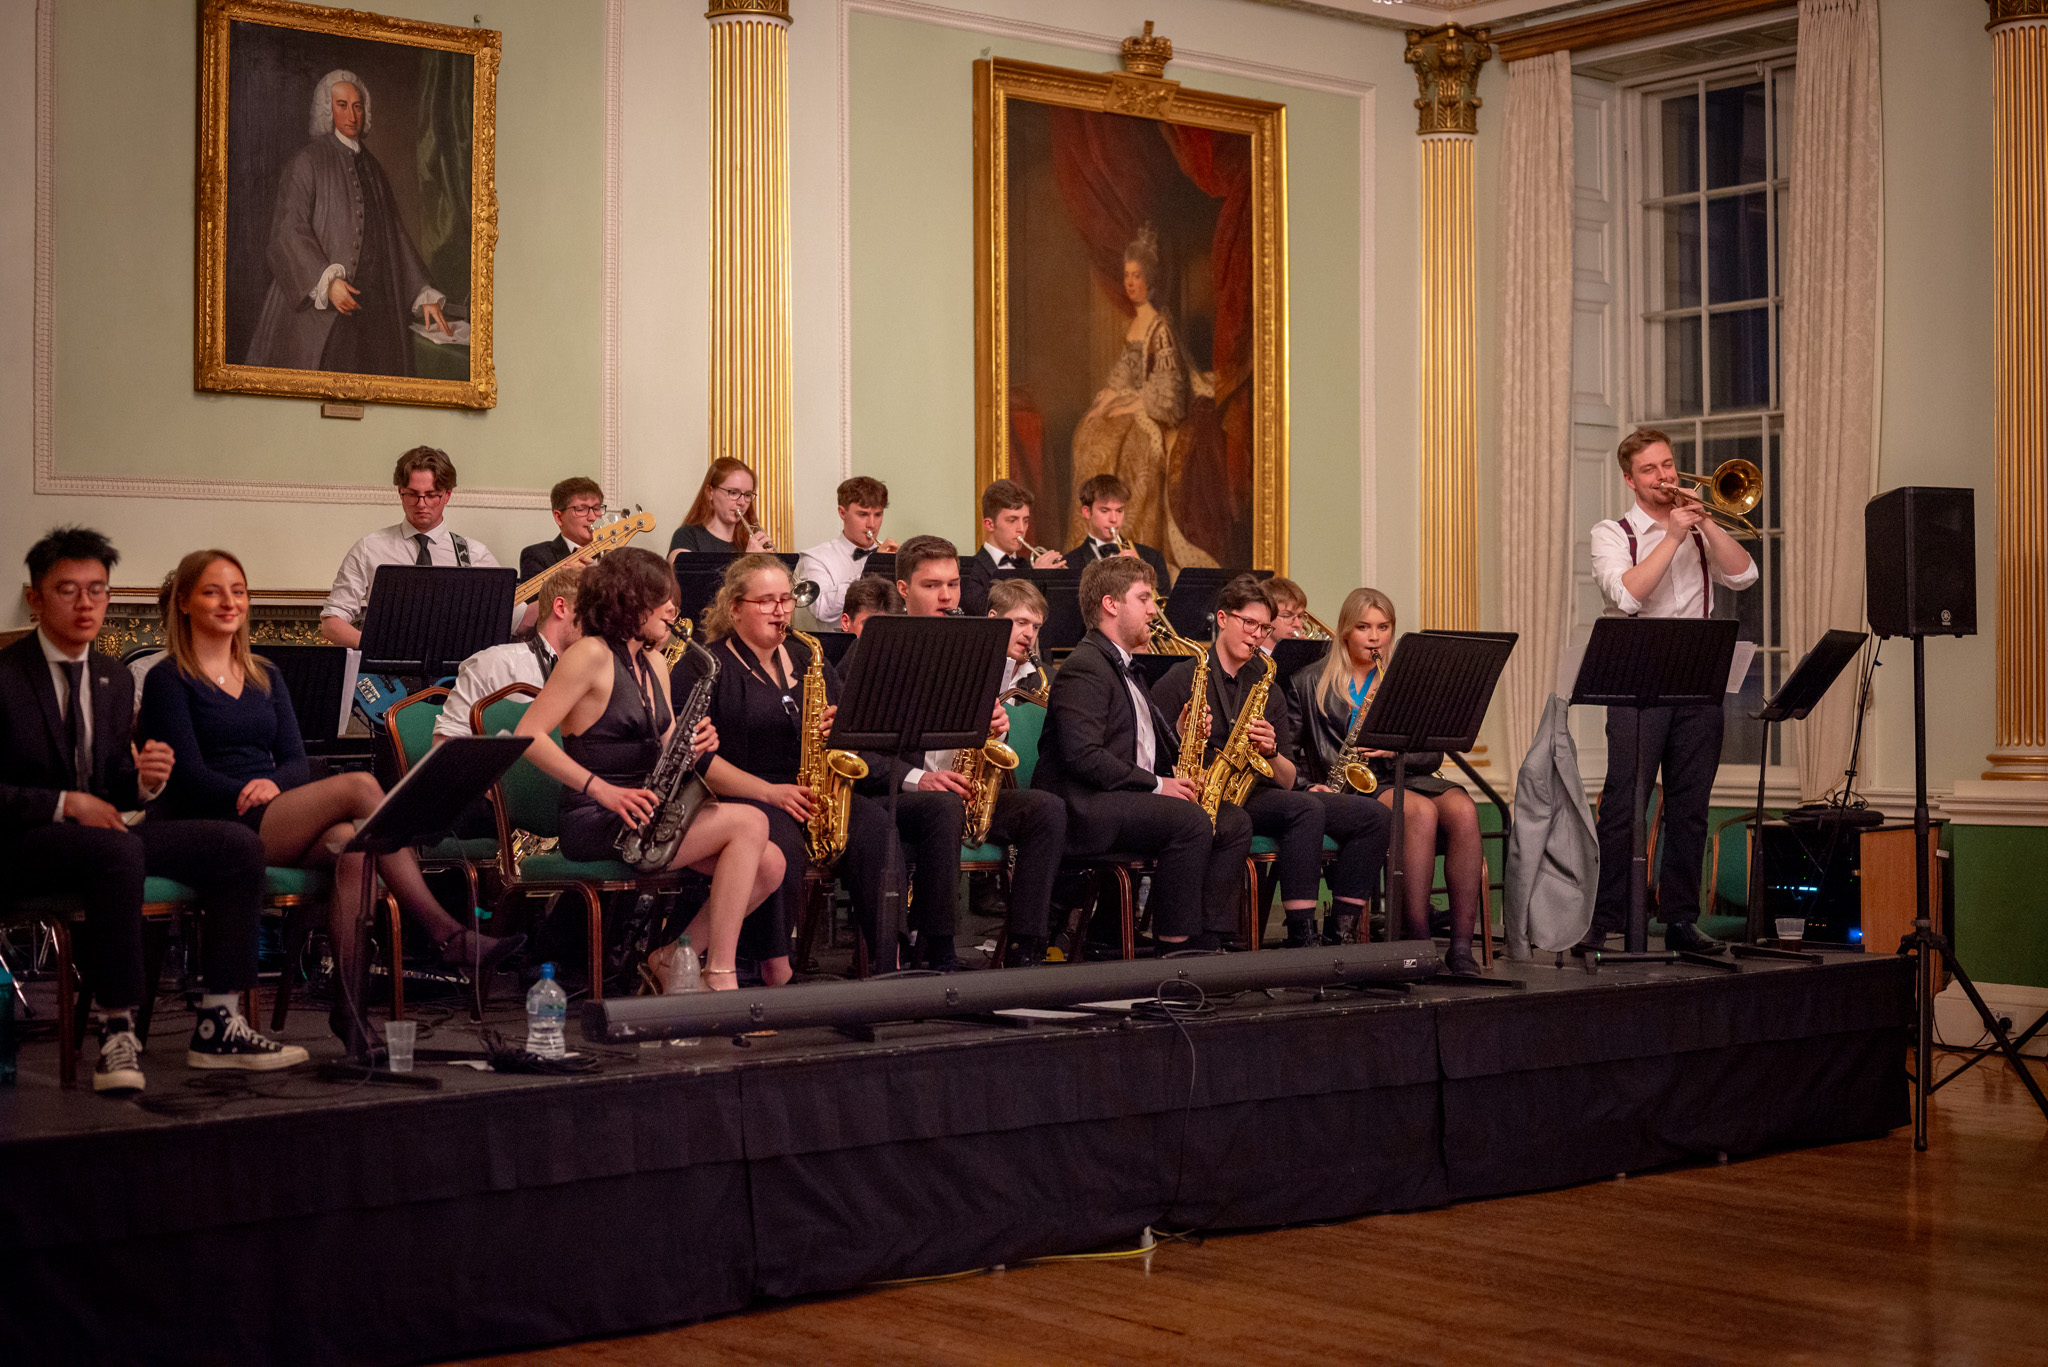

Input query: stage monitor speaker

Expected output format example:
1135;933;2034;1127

1864;487;1976;638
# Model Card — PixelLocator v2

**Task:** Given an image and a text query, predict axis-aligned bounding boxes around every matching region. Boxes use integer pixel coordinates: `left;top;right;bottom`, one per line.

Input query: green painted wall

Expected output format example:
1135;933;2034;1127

846;10;1381;617
1948;826;2048;989
51;0;603;493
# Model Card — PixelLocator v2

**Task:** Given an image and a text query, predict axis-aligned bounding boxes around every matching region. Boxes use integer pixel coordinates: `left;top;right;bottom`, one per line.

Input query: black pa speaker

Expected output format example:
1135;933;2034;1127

1865;487;1976;638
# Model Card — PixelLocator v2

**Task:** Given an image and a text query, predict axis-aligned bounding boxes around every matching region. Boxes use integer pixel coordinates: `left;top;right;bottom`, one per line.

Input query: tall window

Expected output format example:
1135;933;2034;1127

1632;61;1794;766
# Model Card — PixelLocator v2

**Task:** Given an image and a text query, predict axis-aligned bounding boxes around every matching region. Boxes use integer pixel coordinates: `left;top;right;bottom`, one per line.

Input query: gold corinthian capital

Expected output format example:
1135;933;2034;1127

1405;23;1492;137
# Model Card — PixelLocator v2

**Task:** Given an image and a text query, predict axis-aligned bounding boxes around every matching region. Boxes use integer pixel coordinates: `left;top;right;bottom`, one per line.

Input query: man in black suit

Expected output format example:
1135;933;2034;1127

1032;555;1252;951
1064;474;1170;591
517;476;607;581
961;478;1065;616
0;529;302;1093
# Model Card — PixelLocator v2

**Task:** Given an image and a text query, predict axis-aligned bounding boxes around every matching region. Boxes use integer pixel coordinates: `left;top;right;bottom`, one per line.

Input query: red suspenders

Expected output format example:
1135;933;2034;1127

1618;517;1711;618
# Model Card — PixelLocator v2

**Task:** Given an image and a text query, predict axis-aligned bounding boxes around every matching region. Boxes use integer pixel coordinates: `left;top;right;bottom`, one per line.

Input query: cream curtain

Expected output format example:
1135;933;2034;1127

1783;0;1883;801
1495;51;1576;773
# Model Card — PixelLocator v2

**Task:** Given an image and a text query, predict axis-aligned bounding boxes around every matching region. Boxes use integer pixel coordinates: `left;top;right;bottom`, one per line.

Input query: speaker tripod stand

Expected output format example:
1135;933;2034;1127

1899;633;2048;1150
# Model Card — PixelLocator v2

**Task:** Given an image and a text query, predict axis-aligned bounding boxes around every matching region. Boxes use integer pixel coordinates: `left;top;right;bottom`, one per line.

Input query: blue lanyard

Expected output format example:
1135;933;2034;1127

1346;669;1376;725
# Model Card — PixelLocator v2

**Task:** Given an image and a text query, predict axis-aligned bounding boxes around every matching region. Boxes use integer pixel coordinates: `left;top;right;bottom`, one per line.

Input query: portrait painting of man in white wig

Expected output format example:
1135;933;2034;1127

244;68;453;376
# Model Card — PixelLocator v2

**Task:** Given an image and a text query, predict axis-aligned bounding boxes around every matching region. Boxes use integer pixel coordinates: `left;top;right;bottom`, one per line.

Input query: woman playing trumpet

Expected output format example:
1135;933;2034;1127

1289;588;1484;973
671;456;775;555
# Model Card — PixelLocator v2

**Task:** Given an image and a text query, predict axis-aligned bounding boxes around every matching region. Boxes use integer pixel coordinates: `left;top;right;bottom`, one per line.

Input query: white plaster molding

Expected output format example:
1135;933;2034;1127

1941;780;2048;829
28;0;615;513
601;0;624;497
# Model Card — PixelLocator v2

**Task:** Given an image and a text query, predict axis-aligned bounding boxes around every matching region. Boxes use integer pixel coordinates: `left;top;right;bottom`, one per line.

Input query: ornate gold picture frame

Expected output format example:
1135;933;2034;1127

195;0;500;409
974;43;1287;574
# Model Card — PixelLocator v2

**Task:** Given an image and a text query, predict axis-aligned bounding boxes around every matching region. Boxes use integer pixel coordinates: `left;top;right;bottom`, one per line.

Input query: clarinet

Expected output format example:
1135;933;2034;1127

617;630;720;874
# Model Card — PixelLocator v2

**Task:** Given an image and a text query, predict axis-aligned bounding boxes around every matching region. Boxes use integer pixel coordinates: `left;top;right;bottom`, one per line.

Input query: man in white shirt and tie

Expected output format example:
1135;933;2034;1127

793;476;898;628
1584;427;1759;956
433;564;585;744
320;447;522;647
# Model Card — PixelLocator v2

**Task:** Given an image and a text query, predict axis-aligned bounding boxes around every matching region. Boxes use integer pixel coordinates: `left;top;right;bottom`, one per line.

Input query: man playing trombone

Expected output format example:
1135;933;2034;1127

1585;427;1759;958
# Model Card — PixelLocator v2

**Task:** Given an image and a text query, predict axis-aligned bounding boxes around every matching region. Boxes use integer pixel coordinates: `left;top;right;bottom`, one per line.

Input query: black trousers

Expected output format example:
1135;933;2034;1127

1310;789;1392;903
747;793;899;965
890;790;965;942
984;787;1067;940
1594;702;1723;934
0;818;266;1010
1241;787;1325;904
1063;791;1252;938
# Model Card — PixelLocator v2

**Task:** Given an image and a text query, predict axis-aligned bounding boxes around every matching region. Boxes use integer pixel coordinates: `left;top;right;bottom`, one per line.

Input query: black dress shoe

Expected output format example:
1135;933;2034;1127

1665;922;1727;955
1281;921;1320;949
1570;931;1610;956
1443;948;1482;977
1002;937;1046;969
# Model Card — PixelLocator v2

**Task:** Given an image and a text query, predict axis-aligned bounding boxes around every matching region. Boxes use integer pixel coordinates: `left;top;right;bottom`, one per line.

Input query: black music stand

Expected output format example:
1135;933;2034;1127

359;566;517;680
1353;631;1517;966
1736;628;1867;962
1016;570;1086;653
321;735;531;1084
252;643;356;745
1164;569;1255;641
1569;617;1737;969
1270;638;1329;686
832;615;1011;968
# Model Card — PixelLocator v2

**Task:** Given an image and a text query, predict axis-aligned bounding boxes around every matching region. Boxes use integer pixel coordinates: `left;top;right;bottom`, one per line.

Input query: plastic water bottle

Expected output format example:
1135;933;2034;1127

673;935;704;992
524;962;567;1059
0;959;17;1086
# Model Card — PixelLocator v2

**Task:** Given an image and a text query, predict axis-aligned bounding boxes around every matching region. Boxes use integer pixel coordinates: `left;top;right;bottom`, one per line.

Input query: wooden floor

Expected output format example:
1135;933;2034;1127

459;1054;2048;1367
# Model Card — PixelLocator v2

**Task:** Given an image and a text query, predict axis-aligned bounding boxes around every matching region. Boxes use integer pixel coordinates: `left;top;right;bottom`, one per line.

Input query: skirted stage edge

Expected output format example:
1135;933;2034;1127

2;952;1910;1364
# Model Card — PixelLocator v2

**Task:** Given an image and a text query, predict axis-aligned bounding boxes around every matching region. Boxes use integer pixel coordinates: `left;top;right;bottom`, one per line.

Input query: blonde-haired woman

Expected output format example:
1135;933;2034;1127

671;457;774;555
141;550;522;1038
1288;587;1484;974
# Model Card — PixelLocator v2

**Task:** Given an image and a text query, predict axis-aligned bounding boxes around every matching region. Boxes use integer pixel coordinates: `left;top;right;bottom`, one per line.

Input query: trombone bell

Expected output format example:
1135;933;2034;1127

1663;458;1763;539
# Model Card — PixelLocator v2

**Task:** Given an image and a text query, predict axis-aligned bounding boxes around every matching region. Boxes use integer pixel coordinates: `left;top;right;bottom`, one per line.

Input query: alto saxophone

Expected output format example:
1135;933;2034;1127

1173;650;1213;793
1333;650;1384;795
617;628;720;874
955;732;1019;847
1148;607;1204;657
1200;655;1276;821
793;628;867;866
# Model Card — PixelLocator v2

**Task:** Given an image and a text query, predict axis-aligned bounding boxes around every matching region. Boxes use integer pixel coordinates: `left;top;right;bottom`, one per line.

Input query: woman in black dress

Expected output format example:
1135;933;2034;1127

142;550;524;1032
514;549;784;991
1289;587;1484;973
669;456;776;557
675;553;905;976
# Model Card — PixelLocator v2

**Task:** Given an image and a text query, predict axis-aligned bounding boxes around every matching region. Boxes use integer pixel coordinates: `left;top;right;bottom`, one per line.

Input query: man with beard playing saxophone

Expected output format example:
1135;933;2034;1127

852;536;1069;968
1153;575;1388;949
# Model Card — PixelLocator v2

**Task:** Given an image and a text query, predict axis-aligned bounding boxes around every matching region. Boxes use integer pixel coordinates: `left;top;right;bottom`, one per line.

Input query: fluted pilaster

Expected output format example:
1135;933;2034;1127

1986;2;2048;779
708;0;793;546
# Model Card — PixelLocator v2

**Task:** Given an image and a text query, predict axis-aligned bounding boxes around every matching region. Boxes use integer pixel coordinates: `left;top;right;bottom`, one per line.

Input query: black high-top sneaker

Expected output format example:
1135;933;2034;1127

187;1005;310;1071
94;1020;145;1093
1281;919;1320;949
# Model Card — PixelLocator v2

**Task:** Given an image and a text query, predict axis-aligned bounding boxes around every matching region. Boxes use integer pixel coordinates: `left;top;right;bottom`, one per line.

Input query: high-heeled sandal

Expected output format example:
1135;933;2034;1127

435;927;527;978
701;967;739;992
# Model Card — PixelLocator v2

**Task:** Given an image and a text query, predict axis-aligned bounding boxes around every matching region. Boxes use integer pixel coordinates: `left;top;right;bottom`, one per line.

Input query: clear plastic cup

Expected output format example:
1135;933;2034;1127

1775;917;1806;945
384;1019;418;1073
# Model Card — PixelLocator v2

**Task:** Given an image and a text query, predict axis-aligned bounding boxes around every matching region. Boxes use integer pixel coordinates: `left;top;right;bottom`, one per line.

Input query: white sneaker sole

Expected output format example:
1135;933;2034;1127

93;1069;145;1093
187;1045;310;1071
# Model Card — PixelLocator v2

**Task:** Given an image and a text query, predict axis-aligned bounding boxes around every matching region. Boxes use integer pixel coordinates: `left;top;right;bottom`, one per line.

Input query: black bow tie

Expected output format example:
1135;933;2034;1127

852;545;873;561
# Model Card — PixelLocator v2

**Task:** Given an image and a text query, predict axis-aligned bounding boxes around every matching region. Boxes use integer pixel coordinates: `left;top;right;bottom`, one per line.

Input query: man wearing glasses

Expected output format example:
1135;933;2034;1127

320;446;518;648
1152;574;1389;950
519;477;607;581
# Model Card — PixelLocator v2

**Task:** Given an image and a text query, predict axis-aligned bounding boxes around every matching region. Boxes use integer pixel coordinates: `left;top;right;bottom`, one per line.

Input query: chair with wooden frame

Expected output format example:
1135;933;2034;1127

471;683;685;1000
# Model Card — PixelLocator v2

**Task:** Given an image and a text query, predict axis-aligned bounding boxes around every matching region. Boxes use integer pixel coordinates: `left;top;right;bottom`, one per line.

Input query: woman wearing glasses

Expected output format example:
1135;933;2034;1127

1290;587;1485;973
514;548;785;992
671;457;775;555
676;554;903;977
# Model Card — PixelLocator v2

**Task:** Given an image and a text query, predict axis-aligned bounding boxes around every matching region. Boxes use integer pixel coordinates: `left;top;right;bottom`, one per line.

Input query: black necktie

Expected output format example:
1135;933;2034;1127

61;661;89;790
413;533;433;566
851;545;872;561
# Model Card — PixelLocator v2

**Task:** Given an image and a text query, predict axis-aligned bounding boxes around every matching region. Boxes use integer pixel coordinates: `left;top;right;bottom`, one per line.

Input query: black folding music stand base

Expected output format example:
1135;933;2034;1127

830;616;1012;972
1733;628;1868;964
319;736;532;1083
1570;618;1739;972
1353;631;1518;984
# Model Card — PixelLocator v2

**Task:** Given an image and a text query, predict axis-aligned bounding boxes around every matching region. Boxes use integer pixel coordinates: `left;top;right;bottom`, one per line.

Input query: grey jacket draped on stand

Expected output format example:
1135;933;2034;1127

1504;693;1598;957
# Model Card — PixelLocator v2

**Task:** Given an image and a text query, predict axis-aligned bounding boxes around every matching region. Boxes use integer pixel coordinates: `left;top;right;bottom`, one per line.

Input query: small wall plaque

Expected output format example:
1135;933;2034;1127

321;402;366;420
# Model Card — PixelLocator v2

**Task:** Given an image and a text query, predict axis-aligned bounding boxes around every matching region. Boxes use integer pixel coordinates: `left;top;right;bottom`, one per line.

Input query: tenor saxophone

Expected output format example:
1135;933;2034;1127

617;628;719;874
955;734;1019;846
1199;655;1277;820
793;628;867;866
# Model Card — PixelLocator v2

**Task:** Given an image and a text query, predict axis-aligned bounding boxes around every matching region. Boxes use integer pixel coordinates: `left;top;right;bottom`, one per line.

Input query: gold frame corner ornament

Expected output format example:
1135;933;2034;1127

1404;23;1493;137
193;0;500;411
971;55;1289;574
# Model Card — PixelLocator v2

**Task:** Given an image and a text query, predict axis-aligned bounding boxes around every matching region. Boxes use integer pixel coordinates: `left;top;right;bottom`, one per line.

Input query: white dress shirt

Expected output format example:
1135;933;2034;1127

897;654;1039;790
41;629;163;819
321;522;511;630
434;638;554;740
794;535;884;624
1106;637;1164;791
1590;504;1757;619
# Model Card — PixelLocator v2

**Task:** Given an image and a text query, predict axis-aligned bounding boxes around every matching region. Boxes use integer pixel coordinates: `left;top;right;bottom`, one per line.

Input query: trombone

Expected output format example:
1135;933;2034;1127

1659;458;1764;540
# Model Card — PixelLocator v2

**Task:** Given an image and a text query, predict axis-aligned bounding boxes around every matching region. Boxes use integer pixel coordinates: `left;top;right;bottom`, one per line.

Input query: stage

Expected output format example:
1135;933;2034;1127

2;950;1911;1365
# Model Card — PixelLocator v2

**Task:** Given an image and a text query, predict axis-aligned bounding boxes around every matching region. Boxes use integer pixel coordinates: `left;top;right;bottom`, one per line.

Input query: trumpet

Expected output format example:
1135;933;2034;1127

1111;527;1133;555
860;526;899;555
1656;458;1763;540
1016;539;1058;565
740;513;775;551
